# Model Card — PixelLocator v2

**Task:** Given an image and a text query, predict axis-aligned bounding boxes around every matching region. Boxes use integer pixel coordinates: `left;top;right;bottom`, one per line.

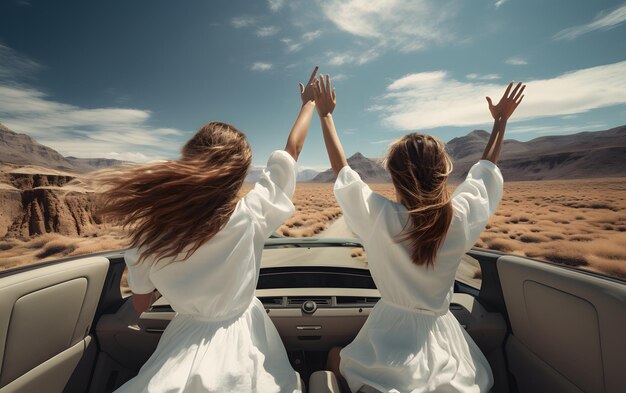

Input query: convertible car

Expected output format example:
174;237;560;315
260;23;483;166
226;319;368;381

0;237;624;393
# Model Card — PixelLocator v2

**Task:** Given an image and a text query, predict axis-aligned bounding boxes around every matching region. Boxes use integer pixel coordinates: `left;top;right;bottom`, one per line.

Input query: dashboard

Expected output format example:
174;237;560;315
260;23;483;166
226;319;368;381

139;265;504;353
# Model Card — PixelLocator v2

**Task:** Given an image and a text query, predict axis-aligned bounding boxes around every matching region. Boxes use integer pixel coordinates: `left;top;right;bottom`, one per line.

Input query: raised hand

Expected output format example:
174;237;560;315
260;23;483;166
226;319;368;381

285;66;319;160
486;82;525;121
299;66;319;105
313;74;336;118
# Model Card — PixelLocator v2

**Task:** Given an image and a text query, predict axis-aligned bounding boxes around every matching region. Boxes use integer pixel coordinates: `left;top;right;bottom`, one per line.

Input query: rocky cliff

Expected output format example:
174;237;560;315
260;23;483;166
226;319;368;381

0;167;99;238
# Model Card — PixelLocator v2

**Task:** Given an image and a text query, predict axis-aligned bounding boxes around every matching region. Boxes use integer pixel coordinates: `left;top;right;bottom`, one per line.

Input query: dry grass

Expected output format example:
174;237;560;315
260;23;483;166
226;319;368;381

472;177;626;279
2;178;625;281
0;226;129;270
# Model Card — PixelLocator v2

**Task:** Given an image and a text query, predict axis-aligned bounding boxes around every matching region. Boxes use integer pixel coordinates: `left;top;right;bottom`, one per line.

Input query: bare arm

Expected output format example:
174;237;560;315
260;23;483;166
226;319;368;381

482;82;526;164
131;291;159;314
284;66;319;161
482;118;507;163
313;74;348;175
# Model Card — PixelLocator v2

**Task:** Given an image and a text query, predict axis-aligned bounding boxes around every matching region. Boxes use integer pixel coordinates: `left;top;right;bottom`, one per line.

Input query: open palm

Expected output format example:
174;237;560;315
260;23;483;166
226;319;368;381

486;82;525;121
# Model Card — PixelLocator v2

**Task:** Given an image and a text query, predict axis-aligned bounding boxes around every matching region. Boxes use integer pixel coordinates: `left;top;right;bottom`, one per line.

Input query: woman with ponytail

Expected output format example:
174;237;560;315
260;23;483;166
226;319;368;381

313;74;525;392
101;67;320;393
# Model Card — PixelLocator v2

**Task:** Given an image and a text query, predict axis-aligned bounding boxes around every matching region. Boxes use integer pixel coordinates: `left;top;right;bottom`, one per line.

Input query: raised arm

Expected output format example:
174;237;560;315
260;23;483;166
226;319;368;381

284;66;319;161
482;82;526;164
313;74;348;175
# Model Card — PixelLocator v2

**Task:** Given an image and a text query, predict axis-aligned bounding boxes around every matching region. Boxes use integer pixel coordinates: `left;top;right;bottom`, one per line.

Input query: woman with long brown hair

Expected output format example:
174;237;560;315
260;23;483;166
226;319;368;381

100;67;320;393
313;75;525;392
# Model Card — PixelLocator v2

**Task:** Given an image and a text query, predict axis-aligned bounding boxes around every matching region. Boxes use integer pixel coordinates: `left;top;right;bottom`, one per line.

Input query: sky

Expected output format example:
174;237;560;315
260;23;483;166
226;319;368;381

0;0;625;169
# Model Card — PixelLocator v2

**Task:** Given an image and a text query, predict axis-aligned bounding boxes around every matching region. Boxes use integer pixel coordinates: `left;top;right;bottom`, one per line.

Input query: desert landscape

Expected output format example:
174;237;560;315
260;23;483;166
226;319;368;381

1;180;624;281
1;123;625;282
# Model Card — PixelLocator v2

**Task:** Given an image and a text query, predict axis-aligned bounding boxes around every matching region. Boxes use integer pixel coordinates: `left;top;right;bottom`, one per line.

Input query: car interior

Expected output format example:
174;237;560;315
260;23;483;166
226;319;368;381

0;238;625;393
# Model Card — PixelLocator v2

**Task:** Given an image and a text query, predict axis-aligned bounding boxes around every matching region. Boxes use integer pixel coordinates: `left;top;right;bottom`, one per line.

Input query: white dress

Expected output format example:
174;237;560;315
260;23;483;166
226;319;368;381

335;160;503;393
115;150;302;393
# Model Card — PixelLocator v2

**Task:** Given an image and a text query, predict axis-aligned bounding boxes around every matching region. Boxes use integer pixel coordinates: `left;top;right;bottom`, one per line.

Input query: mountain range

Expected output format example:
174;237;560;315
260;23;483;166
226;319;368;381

311;152;391;182
446;125;626;182
1;122;625;182
314;125;626;182
0;123;126;173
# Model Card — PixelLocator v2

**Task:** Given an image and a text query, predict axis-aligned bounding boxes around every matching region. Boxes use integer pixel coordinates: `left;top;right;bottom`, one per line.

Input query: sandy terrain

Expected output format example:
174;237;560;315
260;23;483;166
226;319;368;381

1;179;624;283
253;179;626;281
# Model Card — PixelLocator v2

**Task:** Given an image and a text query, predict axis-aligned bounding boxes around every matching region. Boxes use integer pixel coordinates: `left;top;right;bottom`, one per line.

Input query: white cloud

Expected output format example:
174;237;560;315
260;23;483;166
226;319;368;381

256;26;279;37
281;38;302;52
302;30;322;41
0;45;184;162
466;73;500;81
0;42;41;81
231;16;256;28
268;0;286;12
494;0;508;8
80;151;151;162
281;30;322;52
554;4;626;41
0;84;183;161
371;138;395;145
331;73;349;82
505;56;528;65
320;0;457;55
327;48;380;66
251;62;273;71
373;60;626;130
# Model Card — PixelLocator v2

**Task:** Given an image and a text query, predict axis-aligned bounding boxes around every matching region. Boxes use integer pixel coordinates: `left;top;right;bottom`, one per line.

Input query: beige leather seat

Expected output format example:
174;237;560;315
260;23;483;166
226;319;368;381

308;371;383;393
309;371;342;393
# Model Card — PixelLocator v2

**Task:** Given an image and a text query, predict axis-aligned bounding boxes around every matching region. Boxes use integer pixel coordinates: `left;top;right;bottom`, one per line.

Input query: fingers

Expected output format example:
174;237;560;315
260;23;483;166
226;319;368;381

307;66;319;84
502;82;513;100
486;96;493;107
315;78;323;99
312;81;320;101
515;94;524;108
318;75;325;94
509;82;523;99
513;84;525;101
299;83;304;94
332;88;336;102
325;74;331;95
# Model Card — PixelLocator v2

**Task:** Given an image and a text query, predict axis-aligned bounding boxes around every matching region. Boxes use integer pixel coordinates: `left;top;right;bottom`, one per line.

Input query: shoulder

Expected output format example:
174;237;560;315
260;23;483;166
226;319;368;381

267;150;297;170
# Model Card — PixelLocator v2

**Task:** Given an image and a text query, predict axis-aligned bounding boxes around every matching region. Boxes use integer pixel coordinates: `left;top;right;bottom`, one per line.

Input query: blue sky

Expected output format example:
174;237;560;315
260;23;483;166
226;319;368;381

0;0;625;169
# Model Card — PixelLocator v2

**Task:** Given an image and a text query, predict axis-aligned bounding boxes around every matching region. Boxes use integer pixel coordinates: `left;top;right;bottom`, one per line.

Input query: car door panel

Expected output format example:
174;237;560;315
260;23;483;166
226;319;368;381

0;256;109;393
498;255;626;393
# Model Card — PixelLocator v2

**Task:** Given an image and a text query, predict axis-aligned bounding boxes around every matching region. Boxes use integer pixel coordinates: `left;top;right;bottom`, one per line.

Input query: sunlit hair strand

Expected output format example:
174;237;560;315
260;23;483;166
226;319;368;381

96;122;252;264
384;133;453;268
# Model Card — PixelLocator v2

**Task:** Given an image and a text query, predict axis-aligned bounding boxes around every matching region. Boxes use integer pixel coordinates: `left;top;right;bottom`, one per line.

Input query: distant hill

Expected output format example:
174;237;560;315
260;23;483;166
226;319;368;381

311;152;391;183
245;165;320;183
297;169;320;182
0;123;127;173
307;125;626;183
447;125;626;182
3;122;624;181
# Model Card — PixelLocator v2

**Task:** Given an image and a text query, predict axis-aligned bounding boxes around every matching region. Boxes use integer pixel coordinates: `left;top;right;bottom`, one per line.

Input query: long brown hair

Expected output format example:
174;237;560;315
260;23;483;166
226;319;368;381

97;122;252;263
384;133;453;267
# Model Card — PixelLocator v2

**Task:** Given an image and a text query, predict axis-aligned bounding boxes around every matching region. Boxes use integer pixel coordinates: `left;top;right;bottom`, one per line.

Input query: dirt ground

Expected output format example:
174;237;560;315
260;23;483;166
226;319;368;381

1;178;624;280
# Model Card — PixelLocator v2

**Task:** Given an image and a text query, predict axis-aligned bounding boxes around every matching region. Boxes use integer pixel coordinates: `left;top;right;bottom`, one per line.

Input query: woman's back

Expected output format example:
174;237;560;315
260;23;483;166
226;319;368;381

334;160;503;393
312;75;524;393
116;150;302;393
336;160;503;314
126;201;264;320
